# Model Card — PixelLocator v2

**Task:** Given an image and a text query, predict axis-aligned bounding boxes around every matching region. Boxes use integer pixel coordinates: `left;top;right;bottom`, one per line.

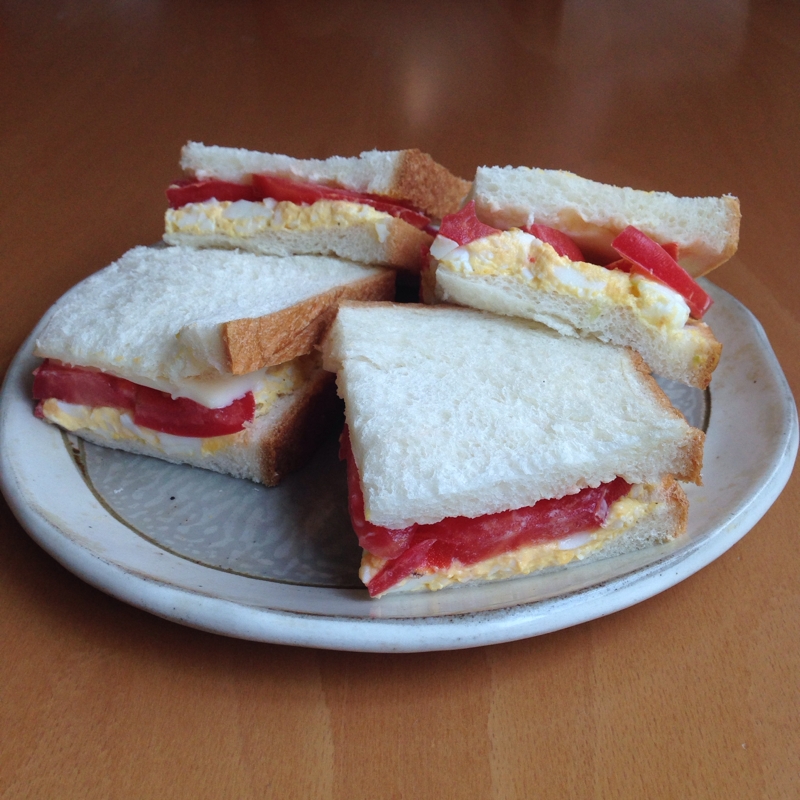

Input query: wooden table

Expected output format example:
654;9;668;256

2;2;798;797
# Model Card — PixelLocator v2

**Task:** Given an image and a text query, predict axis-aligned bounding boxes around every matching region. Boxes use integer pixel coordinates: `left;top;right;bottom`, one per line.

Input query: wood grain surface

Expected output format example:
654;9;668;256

1;2;798;797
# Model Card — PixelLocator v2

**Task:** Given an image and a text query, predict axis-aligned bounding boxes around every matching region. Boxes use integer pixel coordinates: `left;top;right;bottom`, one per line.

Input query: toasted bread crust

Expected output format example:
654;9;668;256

686;320;723;389
628;349;705;484
388;150;471;219
661;475;690;534
709;195;742;275
384;219;435;273
258;370;341;486
222;269;395;375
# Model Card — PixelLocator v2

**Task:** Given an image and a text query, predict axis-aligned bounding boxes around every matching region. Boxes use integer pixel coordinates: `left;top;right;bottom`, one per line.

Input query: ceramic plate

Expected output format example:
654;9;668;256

1;282;796;652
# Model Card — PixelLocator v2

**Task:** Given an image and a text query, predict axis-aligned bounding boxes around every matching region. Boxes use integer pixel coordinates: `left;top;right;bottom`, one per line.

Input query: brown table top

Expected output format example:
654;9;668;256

2;2;798;797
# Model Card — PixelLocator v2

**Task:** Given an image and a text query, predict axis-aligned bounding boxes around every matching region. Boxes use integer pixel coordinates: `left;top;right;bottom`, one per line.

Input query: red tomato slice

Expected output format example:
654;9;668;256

661;242;680;261
166;179;259;209
134;385;255;437
437;201;501;246
523;224;585;261
605;243;680;273
251;174;431;229
340;428;415;560
612;226;712;318
34;360;255;438
365;540;438;597
340;428;631;596
33;360;136;410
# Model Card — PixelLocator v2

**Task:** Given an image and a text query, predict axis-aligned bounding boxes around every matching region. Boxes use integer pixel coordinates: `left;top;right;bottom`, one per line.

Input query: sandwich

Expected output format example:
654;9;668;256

33;245;394;485
321;302;705;597
424;166;741;389
164;142;471;272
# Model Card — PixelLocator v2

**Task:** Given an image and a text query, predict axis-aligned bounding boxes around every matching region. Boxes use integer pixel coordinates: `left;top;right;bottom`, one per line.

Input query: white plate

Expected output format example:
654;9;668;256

1;282;796;652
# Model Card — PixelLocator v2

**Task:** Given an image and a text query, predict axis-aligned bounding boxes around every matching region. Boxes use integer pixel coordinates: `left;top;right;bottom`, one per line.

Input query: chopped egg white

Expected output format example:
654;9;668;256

429;235;459;260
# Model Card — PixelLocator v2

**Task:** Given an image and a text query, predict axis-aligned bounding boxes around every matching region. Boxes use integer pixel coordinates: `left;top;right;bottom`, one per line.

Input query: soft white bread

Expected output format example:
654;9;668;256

164;201;432;272
430;230;721;389
322;302;704;530
34;246;395;392
180;142;471;219
41;366;340;486
472;166;740;276
361;478;688;595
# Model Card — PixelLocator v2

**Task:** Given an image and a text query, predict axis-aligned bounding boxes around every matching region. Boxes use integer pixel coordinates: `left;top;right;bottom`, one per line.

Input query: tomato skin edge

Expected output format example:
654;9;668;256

523;223;585;261
437;201;501;245
611;226;713;319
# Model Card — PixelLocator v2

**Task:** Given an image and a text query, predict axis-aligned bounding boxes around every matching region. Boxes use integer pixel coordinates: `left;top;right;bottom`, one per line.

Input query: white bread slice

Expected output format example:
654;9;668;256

361;478;688;595
472;166;740;276
34;246;395;389
164;201;432;272
180;142;471;219
41;367;339;486
322;302;704;529
430;230;721;389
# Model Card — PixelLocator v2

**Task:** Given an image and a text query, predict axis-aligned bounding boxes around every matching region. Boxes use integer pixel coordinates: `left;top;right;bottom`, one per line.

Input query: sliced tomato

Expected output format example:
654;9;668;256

523;224;585;261
661;242;680;261
251;174;431;229
166;179;259;209
340;428;415;560
168;173;431;228
340;428;631;596
34;360;255;438
437;200;501;246
365;540;438;597
605;242;680;273
611;226;712;318
33;360;136;410
134;385;255;437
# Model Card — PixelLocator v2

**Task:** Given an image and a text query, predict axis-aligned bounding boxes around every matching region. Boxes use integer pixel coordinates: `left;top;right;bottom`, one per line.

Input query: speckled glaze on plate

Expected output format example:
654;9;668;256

0;282;796;652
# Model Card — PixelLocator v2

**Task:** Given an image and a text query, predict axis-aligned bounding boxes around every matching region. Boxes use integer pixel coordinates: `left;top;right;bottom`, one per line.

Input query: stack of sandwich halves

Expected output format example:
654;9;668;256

33;144;740;598
33;143;470;485
322;165;740;596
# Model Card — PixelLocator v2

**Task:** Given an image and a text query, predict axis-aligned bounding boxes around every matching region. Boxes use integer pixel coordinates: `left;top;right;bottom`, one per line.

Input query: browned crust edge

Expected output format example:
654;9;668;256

685;320;723;389
628;349;705;485
662;476;690;539
258;370;342;487
695;195;742;276
383;220;435;272
388;149;471;219
222;269;396;375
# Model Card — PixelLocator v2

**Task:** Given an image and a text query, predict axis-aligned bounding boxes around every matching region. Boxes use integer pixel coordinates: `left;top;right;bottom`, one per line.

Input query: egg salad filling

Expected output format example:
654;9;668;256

40;354;317;457
360;483;661;593
166;198;396;243
433;230;692;331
